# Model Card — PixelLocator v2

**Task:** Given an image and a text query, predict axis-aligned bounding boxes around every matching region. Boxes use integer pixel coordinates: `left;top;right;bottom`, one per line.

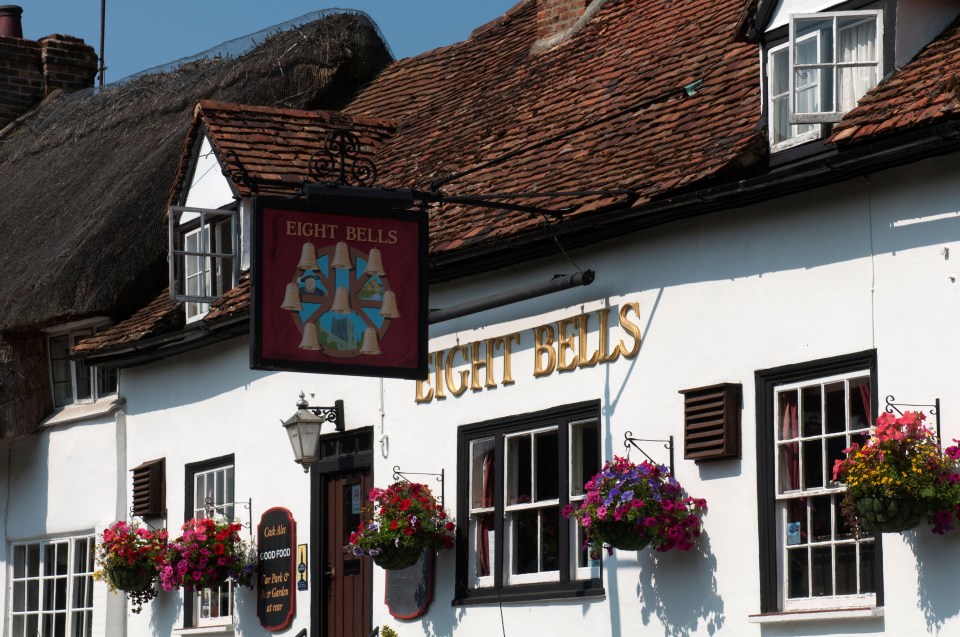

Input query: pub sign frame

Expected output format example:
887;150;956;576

251;197;428;380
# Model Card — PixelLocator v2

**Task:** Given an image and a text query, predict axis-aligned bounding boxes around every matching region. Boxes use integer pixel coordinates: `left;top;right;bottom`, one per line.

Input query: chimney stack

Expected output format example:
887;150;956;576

0;5;22;39
536;0;590;42
0;6;97;130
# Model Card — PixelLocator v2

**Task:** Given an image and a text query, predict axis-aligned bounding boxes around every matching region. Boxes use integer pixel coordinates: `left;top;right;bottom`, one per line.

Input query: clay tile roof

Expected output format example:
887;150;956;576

72;292;181;353
829;15;960;145
170;100;399;202
345;0;763;257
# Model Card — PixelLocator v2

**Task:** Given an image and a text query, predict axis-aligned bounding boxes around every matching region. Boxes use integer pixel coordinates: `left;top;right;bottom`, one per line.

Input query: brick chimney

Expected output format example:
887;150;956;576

537;0;590;41
0;6;97;130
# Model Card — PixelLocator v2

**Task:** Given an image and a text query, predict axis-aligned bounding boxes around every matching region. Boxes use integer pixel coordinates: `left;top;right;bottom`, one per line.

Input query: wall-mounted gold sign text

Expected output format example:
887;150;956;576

416;302;641;403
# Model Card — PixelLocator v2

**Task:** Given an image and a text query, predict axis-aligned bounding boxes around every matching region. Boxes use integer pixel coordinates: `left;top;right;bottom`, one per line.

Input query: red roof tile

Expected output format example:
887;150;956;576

73;292;180;353
168;100;399;203
345;0;763;256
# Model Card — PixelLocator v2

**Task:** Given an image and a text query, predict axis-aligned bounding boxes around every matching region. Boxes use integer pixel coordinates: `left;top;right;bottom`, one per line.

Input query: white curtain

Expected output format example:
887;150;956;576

839;20;877;112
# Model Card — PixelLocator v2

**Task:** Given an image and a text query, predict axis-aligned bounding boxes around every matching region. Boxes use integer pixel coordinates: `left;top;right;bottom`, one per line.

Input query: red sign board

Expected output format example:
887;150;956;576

251;198;428;379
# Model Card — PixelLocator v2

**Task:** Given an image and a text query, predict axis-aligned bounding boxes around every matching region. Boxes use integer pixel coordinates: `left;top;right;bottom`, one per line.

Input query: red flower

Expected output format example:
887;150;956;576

445;522;455;531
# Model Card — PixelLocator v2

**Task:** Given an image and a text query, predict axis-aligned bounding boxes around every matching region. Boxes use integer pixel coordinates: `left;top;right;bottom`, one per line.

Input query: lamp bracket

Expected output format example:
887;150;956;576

623;432;675;476
884;395;941;443
392;466;446;508
203;497;254;542
297;392;345;432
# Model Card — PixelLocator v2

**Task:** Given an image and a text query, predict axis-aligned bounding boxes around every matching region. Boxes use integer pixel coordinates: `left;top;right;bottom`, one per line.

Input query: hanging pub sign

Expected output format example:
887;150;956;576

257;507;297;631
251;197;428;379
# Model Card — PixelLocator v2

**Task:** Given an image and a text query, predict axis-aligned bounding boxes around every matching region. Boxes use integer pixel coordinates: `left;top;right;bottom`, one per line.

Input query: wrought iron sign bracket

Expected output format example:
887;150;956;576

392;466;445;509
308;129;378;187
623;432;675;476
204;497;254;542
297;392;345;433
885;395;941;443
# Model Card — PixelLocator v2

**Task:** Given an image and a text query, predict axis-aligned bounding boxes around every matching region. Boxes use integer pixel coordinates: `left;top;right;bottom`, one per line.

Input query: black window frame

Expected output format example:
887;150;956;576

755;349;883;614
183;453;235;629
453;400;604;605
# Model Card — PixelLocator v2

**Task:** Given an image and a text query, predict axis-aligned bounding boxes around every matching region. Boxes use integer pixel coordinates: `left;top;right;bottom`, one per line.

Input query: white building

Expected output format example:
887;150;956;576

4;1;960;636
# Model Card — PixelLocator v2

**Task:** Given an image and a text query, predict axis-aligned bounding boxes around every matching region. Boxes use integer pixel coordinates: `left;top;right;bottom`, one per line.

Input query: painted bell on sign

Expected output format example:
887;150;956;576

281;283;303;311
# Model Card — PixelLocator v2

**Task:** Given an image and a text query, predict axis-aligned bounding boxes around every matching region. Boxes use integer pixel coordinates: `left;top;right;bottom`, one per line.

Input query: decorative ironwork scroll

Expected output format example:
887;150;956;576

221;149;258;192
308;129;377;187
203;497;254;541
392;466;445;508
885;395;941;443
624;432;675;475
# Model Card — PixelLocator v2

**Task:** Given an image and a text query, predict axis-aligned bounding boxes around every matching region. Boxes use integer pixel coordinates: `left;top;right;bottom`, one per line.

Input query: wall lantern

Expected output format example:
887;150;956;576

281;392;344;472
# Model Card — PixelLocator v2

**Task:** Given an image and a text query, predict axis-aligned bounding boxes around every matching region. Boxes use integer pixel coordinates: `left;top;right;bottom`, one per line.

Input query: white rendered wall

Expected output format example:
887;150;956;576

0;414;128;636
113;151;960;636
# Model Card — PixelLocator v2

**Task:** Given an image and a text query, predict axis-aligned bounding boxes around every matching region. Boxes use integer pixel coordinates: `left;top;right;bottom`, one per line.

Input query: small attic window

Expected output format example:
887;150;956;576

680;383;741;462
131;458;165;518
169;205;240;321
788;12;882;124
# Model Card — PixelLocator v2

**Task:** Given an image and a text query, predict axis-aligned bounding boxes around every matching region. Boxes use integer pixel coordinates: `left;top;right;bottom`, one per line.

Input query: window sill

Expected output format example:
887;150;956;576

172;626;235;636
748;607;883;624
41;395;124;428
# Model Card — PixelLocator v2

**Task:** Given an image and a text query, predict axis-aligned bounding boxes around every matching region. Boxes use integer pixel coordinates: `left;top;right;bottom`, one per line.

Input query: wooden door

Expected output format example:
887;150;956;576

323;470;372;637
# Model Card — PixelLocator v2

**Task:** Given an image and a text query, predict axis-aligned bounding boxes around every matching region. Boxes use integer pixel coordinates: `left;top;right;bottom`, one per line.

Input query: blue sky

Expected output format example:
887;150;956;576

20;1;519;83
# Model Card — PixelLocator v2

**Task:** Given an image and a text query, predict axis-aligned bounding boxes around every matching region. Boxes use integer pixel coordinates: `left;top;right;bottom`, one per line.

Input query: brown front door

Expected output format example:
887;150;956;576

323;470;372;637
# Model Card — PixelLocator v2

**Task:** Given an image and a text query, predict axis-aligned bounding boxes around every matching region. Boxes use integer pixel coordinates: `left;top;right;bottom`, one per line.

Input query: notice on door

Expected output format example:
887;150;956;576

257;507;297;631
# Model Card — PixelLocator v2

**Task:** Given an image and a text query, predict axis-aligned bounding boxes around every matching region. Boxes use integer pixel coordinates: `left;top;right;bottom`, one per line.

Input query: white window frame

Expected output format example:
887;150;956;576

9;535;96;637
46;324;118;409
467;436;496;589
788;11;882;124
503;425;561;586
169;205;239;322
191;463;236;628
767;41;822;152
774;370;876;612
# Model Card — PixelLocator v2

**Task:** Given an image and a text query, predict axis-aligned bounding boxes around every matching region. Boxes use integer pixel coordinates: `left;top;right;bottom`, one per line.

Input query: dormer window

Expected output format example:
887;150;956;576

169;205;240;321
48;325;118;408
766;10;882;152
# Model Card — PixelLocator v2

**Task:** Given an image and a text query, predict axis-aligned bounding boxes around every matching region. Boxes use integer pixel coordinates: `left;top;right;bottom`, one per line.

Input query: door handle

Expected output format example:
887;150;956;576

324;561;336;580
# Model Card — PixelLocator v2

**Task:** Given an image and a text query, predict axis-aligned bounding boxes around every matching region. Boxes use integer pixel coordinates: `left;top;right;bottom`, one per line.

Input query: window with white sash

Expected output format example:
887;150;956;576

9;536;95;637
169;206;239;321
185;457;235;627
756;351;882;615
788;12;882;124
457;402;602;604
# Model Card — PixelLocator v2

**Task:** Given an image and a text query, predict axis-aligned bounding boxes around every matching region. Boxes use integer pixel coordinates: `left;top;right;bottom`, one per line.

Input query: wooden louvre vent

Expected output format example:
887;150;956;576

680;383;741;462
131;458;165;518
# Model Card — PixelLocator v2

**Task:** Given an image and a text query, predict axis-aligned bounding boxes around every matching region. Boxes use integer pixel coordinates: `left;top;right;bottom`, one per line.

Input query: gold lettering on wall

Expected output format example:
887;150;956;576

415;303;644;404
533;325;556;377
444;346;469;396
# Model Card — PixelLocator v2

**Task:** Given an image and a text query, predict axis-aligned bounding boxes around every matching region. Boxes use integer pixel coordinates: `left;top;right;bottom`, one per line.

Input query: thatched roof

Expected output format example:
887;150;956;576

0;11;390;333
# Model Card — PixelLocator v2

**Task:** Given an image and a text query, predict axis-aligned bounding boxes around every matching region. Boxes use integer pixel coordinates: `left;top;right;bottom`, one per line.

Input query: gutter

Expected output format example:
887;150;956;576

81;312;250;368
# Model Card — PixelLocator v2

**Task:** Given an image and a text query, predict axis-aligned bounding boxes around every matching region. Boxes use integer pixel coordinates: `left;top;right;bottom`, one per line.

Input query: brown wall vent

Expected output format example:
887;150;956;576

131;458;165;518
680;383;741;462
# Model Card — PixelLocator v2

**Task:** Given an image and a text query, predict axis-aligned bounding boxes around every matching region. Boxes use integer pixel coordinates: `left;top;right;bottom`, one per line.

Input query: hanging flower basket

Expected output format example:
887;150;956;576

854;496;927;533
159;518;255;592
594;521;653;551
106;565;155;592
371;544;422;570
834;410;960;534
564;456;707;556
347;482;456;568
